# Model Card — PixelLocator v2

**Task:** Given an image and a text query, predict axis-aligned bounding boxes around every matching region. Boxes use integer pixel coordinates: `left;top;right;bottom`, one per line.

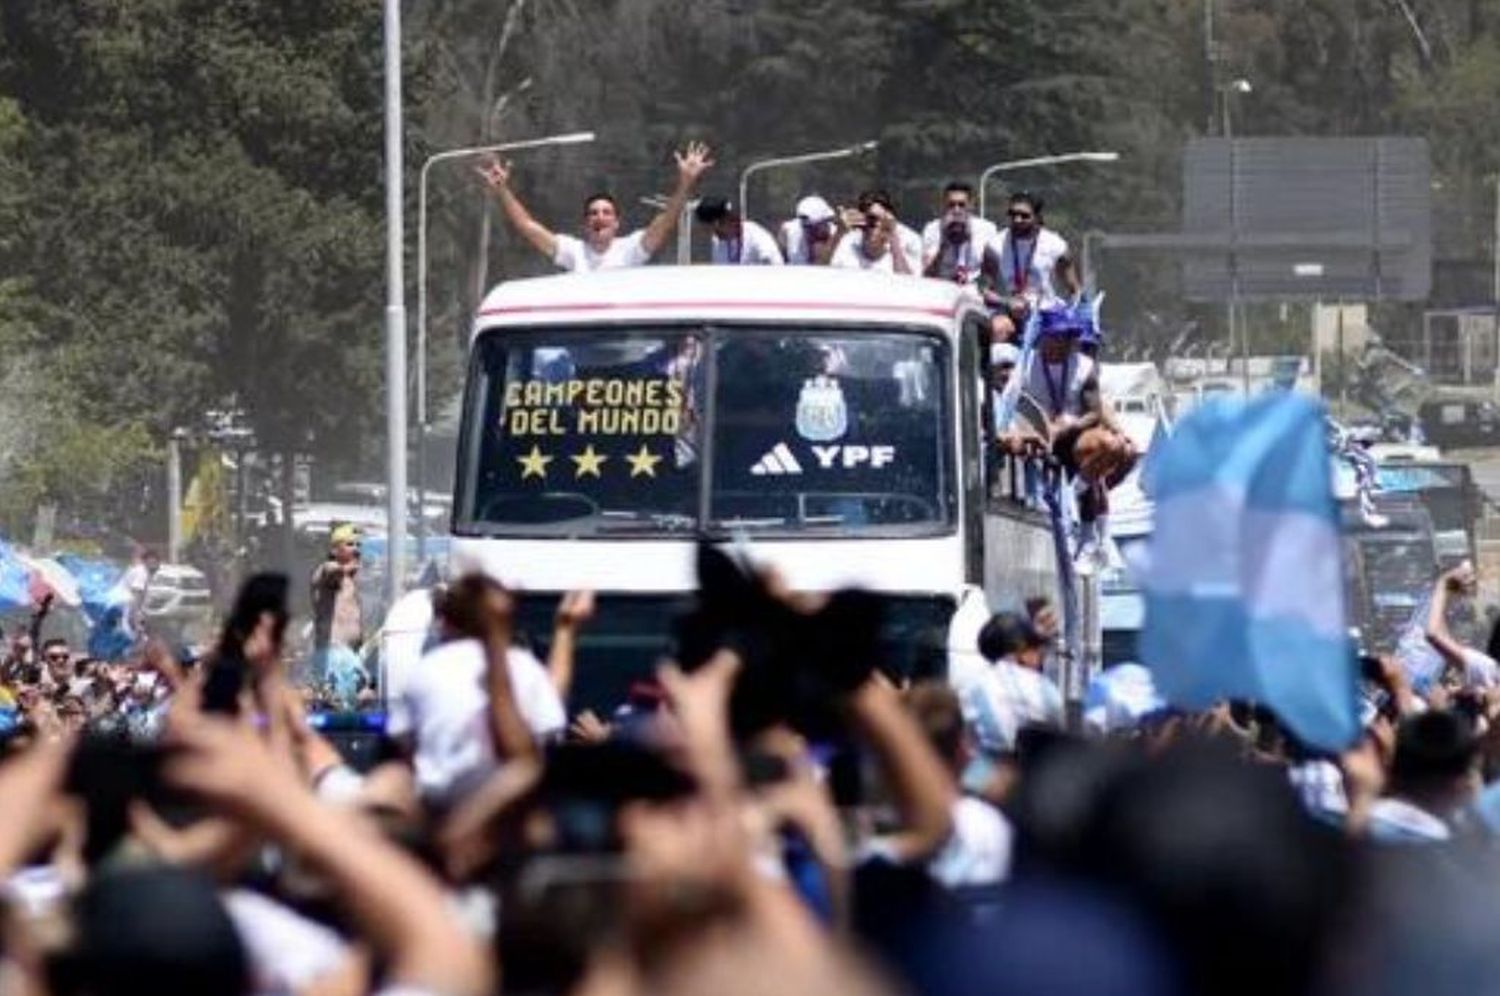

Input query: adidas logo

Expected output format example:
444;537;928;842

750;443;803;476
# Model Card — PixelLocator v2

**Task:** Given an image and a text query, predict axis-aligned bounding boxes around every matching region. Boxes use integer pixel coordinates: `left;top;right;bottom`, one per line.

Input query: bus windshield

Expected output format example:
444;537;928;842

457;324;953;539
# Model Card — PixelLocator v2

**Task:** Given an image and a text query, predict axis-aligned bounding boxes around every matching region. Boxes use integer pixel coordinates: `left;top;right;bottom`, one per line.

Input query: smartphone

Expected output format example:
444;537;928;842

200;650;248;715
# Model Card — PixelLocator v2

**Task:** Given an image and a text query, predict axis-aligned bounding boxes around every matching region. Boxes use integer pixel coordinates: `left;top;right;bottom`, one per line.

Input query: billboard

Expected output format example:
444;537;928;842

1182;137;1431;302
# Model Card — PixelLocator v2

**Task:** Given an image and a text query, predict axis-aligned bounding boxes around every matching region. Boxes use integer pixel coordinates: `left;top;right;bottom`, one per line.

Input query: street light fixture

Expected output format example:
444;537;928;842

977;151;1121;220
738;140;879;224
415;130;596;560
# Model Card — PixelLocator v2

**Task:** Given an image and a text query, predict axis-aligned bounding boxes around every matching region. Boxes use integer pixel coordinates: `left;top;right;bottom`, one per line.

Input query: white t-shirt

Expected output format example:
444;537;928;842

922;217;998;284
379;588;439;735
1020;351;1096;421
780;218;834;265
986;227;1069;303
928;796;1013;889
829;232;916;274
1460;647;1500;688
710;220;784;265
553;230;652;272
389;638;566;805
896;223;924;273
960;659;1065;754
225;889;350;995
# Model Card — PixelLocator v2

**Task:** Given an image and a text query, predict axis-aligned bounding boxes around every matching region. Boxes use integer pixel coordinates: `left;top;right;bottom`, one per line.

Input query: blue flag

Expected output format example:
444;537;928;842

0;540;32;611
1139;393;1358;753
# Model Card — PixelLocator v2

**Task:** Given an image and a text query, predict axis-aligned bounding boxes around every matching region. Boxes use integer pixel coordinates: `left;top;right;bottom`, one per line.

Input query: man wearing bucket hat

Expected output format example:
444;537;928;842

310;524;365;701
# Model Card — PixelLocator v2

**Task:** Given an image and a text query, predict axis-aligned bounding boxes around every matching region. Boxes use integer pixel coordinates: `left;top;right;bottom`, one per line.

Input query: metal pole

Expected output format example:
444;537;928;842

416;157;430;566
1204;0;1217;134
383;0;408;606
1337;302;1347;418
738;141;879;226
167;430;184;564
1076;559;1102;722
976;151;1121;220
1492;177;1500;398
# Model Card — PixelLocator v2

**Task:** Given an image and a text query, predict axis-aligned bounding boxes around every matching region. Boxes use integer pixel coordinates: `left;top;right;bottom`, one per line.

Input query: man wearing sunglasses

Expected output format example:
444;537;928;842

983;192;1069;342
921;181;997;284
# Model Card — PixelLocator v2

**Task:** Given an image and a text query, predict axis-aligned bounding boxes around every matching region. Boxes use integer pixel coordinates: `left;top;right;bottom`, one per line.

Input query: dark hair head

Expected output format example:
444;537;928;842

694;197;735;225
582;192;619;215
54;865;249;995
943;180;974;198
1009;190;1044;216
141;548;161;563
434;573;509;640
1025;595;1052;618
978;611;1046;662
905;681;966;768
1392;710;1479;786
223;573;289;647
856;189;896;213
42;637;69;654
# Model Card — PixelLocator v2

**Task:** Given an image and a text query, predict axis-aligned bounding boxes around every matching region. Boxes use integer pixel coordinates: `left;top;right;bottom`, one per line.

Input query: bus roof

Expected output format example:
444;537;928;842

473;266;980;336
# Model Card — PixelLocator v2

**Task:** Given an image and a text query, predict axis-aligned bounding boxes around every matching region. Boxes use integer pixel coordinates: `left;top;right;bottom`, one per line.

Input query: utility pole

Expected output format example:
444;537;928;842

382;0;408;606
167;429;185;564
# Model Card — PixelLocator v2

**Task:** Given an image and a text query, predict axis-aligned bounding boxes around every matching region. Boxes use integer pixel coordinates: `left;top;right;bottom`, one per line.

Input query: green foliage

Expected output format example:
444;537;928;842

3;0;1500;545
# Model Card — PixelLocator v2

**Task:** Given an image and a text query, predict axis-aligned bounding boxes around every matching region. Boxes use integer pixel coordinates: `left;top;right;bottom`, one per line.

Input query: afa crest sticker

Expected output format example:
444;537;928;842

795;376;848;442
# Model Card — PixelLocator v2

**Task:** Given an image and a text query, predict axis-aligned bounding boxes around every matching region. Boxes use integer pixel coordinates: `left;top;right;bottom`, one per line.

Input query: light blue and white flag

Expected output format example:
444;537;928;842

1140;392;1358;753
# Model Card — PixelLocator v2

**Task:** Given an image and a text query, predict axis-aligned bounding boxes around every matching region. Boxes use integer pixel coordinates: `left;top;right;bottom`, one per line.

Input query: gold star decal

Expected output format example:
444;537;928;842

570;444;607;479
516;445;552;480
625;444;662;479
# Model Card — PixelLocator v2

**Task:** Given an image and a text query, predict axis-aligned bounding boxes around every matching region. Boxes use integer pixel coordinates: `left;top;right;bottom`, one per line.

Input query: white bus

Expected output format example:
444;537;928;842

450;266;1059;710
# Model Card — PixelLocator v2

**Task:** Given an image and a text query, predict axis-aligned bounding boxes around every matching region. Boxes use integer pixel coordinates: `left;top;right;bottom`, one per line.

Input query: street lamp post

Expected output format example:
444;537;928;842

415;131;596;561
639;194;699;265
738;141;879;224
976;151;1121;220
382;0;407;607
1221;78;1252;394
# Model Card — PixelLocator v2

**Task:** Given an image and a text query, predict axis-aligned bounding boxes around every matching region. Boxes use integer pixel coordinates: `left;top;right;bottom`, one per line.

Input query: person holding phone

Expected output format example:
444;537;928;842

829;191;916;275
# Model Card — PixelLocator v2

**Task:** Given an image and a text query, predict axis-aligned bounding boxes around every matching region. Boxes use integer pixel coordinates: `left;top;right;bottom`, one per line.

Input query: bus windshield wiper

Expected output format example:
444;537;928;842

595;511;699;533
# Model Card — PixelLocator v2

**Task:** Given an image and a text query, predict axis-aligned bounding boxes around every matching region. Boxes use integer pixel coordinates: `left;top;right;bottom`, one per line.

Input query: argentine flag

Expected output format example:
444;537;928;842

1140;393;1358;753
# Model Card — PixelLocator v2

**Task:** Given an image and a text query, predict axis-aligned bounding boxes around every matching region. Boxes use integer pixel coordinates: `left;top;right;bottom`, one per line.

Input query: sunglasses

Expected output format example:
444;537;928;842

1008;210;1034;220
45;653;68;663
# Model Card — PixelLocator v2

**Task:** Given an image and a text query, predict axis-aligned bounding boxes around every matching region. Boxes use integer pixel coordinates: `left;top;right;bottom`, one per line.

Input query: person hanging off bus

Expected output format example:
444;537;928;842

996;307;1136;547
982;191;1068;343
477;141;714;272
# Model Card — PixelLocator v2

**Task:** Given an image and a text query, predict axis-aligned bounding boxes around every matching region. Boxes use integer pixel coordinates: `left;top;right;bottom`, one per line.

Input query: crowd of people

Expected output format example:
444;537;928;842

1;546;1500;995
477;142;1080;341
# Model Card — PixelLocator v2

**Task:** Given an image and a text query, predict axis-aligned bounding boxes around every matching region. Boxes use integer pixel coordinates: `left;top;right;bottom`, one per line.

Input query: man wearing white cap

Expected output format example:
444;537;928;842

779;195;840;265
